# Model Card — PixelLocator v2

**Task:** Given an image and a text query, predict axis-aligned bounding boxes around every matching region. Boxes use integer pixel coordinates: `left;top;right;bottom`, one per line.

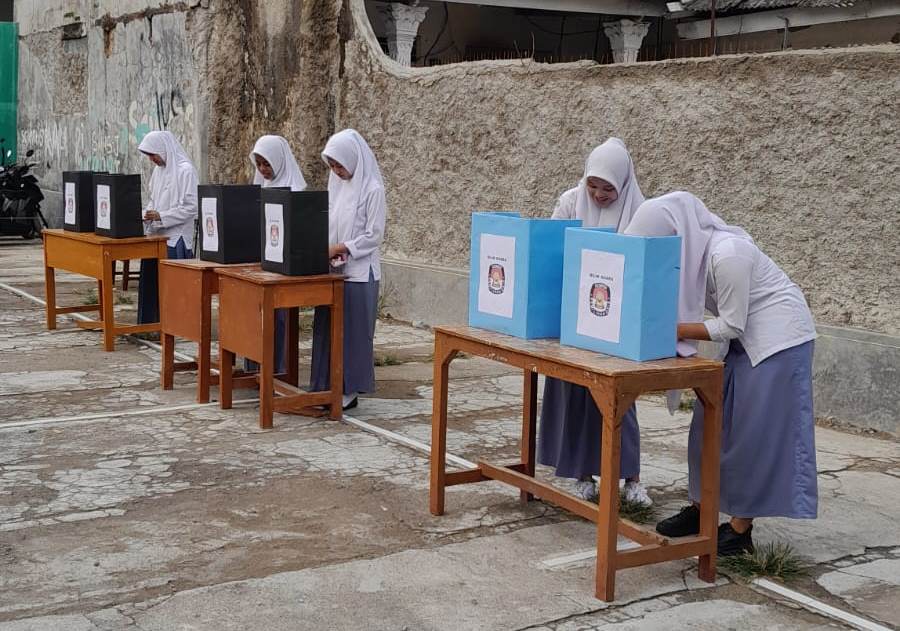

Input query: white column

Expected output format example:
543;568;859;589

383;2;429;67
603;19;651;64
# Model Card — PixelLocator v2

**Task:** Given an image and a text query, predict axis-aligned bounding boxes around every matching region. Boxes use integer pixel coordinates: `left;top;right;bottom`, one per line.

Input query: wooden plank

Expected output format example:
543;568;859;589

616;537;712;570
112;323;160;335
75;320;103;330
429;334;457;516
55;304;101;314
434;325;721;380
521;369;538;503
328;280;344;421
617;519;668;546
160;262;205;341
446;468;489;486
478;461;599;522
173;361;198;371
218;276;264;361
272;391;333;412
696;375;724;583
100;250;115;351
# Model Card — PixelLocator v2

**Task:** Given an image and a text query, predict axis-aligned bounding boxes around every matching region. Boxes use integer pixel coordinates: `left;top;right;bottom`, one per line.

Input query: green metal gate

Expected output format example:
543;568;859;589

0;21;17;163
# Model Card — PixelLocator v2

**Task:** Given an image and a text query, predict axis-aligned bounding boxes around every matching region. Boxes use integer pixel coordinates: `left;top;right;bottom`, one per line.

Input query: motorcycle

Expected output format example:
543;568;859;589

0;138;48;240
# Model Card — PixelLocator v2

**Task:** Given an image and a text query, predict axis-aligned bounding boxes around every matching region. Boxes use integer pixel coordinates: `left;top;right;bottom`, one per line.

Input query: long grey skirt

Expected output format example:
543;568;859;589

310;271;379;395
538;377;641;480
688;340;818;519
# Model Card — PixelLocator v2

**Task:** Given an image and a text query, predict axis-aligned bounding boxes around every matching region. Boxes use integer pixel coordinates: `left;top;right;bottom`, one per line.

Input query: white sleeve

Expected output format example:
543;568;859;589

345;188;386;260
550;188;577;219
704;249;754;341
159;168;199;229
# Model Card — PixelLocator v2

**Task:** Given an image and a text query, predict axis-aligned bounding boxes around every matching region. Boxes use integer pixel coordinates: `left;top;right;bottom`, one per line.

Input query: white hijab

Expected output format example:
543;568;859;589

250;135;308;191
625;191;752;414
138;130;196;212
575;138;645;231
321;129;384;244
625;191;752;357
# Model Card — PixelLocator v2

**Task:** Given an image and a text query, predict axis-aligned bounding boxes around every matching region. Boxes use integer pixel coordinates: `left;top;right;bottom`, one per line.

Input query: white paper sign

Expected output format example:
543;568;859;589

201;197;219;253
477;233;516;318
64;182;76;225
96;185;111;230
575;249;626;344
264;203;284;263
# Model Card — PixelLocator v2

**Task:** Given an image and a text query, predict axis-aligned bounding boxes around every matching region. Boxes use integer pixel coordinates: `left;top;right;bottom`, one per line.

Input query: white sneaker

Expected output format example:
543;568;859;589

574;479;598;502
623;480;653;507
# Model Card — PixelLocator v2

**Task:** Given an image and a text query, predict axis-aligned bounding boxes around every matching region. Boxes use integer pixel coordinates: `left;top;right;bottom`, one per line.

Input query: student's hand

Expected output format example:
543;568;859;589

328;243;348;259
144;210;161;221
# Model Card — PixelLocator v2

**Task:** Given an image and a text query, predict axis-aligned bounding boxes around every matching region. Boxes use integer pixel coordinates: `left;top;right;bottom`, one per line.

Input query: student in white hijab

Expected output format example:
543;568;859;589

136;130;199;324
249;135;308;191
310;129;386;410
245;135;309;375
539;137;651;506
625;191;818;557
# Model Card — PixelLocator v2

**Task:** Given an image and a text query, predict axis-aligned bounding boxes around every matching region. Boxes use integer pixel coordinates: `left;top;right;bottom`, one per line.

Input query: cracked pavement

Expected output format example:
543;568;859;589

0;242;898;630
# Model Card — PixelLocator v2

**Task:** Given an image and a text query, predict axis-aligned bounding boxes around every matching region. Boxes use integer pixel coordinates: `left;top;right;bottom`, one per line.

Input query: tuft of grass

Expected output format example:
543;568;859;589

374;354;403;367
679;394;697;413
721;541;808;582
618;493;655;524
78;288;99;306
114;292;133;305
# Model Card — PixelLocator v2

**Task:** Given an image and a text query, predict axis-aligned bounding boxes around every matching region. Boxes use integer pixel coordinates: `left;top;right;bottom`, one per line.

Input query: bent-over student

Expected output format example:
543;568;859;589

625;191;818;556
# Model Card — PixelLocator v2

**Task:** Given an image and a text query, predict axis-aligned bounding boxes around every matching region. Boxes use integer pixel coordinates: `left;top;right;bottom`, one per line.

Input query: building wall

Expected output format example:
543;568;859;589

340;1;900;338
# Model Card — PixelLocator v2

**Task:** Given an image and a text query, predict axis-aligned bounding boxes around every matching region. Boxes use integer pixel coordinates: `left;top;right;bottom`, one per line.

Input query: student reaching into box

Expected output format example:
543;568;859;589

542;138;651;506
310;129;386;411
137;131;199;324
625;191;818;556
246;135;309;375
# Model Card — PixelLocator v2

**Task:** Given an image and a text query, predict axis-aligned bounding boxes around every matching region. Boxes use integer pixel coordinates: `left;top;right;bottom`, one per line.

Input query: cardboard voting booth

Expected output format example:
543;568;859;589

260;188;329;276
93;174;143;239
468;212;581;339
560;228;681;361
63;171;107;233
198;184;262;264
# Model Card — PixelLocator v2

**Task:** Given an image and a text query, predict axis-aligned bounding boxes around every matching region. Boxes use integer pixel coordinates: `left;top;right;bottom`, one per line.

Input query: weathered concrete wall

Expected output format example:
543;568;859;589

17;1;211;226
338;1;900;338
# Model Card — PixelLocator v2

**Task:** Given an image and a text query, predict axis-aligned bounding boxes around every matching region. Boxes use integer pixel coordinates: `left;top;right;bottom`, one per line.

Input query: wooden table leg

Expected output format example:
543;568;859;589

328;283;344;421
286;307;300;388
100;253;116;351
161;333;175;390
429;334;458;516
44;263;57;330
591;388;636;602
197;280;213;404
695;377;724;583
259;293;275;429
520;369;538;504
220;348;234;409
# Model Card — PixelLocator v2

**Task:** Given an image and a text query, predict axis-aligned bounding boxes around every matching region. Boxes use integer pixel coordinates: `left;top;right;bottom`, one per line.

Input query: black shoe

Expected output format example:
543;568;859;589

342;397;358;411
655;505;700;537
717;523;754;557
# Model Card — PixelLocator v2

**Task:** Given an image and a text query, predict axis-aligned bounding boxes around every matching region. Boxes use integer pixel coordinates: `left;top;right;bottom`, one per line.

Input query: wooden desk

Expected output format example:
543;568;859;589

159;259;259;403
216;267;344;429
42;229;168;351
429;325;724;602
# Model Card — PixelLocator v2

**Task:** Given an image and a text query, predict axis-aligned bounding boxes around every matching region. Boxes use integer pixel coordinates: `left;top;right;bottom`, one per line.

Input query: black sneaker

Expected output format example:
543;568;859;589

342;397;358;411
656;505;700;537
717;523;754;557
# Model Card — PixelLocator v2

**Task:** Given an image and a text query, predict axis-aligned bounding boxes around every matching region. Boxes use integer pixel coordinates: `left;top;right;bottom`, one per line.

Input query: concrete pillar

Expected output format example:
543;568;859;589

383;2;429;67
603;19;651;64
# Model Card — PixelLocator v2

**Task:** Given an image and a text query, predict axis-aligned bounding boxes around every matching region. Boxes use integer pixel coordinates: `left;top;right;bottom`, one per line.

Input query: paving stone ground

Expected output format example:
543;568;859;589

0;240;897;630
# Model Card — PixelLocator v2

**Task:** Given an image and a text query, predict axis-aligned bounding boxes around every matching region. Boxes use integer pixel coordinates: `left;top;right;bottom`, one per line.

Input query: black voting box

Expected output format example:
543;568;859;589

260;188;329;276
93;174;144;239
198;184;262;264
62;171;106;232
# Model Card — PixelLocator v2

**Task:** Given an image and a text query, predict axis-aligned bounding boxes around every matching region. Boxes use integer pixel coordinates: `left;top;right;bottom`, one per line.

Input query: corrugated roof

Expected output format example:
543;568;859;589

681;0;855;11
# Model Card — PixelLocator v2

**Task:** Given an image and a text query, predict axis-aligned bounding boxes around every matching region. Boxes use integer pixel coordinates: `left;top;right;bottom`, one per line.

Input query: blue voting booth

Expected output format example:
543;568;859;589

560;228;681;361
468;212;581;339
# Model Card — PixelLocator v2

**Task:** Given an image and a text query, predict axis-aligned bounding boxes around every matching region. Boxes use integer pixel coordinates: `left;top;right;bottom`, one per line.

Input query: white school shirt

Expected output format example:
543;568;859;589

551;187;623;229
144;166;199;248
703;235;817;366
335;187;386;282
